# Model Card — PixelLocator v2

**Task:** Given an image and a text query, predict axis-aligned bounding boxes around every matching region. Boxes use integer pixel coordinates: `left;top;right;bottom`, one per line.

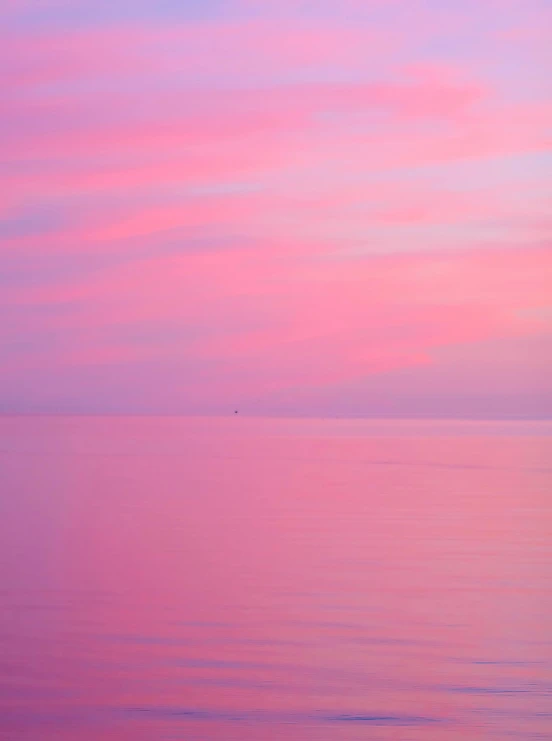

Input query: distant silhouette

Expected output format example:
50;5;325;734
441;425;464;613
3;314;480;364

234;410;238;414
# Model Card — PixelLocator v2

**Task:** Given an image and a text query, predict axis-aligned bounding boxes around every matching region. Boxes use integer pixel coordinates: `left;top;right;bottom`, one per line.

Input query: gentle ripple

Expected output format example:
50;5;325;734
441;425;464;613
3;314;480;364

0;416;551;740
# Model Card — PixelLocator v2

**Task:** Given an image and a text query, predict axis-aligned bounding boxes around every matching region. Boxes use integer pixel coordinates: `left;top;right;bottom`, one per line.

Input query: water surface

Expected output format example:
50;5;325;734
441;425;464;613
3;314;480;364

0;416;551;740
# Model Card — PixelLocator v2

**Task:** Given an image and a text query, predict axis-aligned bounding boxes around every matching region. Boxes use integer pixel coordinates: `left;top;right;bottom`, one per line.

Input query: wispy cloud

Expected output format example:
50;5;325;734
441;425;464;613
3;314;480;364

1;0;550;414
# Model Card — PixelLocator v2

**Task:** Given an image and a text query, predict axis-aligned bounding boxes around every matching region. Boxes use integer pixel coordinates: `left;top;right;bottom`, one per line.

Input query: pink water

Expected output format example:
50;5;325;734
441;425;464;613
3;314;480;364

0;416;551;740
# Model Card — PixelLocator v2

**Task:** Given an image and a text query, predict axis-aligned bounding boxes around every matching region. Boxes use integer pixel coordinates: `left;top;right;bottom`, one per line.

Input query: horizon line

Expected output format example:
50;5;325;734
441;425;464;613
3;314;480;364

1;412;551;422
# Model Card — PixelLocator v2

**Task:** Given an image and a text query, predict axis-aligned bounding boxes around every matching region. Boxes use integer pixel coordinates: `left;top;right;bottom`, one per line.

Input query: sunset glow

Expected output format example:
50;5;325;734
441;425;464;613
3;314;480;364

2;0;551;416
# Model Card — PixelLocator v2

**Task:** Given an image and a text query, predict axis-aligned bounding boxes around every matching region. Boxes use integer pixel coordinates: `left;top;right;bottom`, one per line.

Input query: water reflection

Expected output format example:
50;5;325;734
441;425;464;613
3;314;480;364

0;416;551;740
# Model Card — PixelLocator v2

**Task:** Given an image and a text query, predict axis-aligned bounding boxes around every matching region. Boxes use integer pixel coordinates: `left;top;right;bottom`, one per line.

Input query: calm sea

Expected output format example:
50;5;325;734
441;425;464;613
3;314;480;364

0;416;551;740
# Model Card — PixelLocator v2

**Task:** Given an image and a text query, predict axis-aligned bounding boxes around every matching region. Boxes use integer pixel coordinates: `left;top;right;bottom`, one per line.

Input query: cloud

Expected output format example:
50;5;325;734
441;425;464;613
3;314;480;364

1;0;550;414
2;243;549;406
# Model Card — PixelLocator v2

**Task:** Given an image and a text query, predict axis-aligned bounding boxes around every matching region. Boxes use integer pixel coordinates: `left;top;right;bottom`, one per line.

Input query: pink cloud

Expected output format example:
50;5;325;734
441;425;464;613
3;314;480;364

4;244;549;402
3;76;488;159
2;0;550;414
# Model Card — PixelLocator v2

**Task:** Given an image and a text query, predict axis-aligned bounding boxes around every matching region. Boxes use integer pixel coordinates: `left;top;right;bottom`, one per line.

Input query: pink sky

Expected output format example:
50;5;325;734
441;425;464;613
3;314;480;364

1;0;551;416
